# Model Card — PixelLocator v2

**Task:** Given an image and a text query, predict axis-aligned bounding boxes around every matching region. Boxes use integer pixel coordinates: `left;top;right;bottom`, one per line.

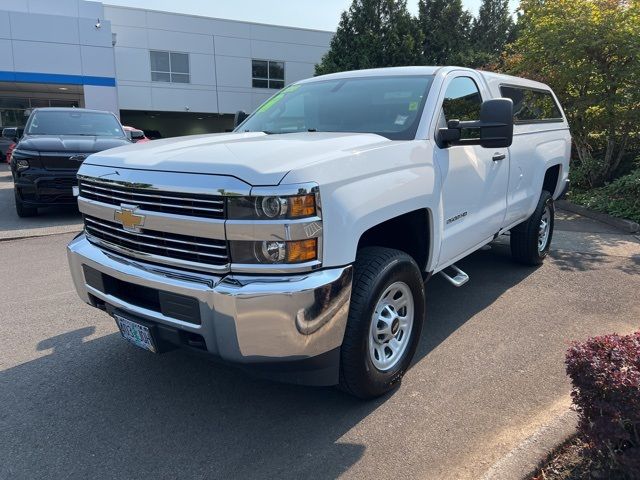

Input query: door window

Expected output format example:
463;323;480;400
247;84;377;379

440;77;482;139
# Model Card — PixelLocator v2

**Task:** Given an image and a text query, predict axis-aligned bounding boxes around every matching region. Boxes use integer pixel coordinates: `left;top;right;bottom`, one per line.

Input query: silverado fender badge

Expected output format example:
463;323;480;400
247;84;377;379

446;211;468;225
115;205;145;232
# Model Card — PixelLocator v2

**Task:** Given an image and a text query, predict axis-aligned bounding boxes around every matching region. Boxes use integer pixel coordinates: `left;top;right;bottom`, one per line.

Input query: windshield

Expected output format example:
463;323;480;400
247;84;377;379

239;76;434;140
26;110;126;137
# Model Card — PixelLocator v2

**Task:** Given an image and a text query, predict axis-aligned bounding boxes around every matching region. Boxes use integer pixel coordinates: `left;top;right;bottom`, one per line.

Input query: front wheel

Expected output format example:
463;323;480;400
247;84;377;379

14;188;37;218
339;247;426;399
510;190;554;265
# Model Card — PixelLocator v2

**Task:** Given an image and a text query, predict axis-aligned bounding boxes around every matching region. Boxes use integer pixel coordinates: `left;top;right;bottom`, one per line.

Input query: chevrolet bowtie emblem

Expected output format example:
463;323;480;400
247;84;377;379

114;206;145;232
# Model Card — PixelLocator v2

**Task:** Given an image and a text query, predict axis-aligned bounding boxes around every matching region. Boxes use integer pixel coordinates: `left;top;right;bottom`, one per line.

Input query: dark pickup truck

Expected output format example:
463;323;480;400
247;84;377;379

11;108;130;217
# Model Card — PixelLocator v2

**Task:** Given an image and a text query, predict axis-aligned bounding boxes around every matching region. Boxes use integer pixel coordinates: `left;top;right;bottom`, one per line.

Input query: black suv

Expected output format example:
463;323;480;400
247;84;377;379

11;108;130;217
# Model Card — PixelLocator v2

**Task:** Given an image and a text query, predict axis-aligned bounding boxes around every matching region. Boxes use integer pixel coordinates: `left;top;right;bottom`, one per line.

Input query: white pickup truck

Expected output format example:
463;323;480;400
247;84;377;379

67;67;570;398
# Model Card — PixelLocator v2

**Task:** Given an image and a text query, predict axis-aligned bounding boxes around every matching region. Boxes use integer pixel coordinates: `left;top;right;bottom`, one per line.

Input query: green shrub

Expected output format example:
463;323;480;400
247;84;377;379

569;168;640;223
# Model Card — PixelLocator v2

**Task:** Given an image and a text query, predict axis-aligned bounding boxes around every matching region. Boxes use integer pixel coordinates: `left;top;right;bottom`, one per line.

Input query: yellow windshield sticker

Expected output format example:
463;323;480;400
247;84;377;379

257;84;301;113
258;93;286;113
409;101;419;111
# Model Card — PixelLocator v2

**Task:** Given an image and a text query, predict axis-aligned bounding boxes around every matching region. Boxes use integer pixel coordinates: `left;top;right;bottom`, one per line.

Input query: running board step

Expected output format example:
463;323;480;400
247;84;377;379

439;265;469;287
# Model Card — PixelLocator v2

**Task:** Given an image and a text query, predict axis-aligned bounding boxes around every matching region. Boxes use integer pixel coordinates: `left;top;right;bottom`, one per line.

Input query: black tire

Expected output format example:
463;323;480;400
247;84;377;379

14;189;37;218
510;190;554;266
339;247;426;399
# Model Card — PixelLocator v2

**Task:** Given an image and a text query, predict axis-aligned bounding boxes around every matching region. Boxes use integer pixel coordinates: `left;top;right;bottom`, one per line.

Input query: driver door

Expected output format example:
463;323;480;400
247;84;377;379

434;74;509;268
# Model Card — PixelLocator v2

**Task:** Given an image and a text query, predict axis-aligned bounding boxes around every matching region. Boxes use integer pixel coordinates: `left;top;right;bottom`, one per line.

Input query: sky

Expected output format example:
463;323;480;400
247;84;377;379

105;0;520;32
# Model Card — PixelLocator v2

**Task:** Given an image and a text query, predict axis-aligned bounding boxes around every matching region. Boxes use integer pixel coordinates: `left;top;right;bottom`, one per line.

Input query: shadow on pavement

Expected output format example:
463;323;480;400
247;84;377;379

0;243;539;479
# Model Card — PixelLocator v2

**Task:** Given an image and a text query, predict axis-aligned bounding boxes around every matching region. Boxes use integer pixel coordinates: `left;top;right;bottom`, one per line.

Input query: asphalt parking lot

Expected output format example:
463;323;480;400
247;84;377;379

1;166;639;479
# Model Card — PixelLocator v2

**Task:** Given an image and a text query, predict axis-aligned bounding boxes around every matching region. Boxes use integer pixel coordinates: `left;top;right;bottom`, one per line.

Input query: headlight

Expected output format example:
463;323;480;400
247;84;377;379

15;159;30;171
230;239;318;264
227;194;316;220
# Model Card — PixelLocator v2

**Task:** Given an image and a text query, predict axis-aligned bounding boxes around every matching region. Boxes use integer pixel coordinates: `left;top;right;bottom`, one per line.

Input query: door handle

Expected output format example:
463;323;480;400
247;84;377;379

492;153;506;162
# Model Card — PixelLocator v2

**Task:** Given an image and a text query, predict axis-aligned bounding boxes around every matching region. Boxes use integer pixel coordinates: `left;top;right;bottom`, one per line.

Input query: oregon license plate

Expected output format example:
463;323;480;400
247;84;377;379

114;314;156;353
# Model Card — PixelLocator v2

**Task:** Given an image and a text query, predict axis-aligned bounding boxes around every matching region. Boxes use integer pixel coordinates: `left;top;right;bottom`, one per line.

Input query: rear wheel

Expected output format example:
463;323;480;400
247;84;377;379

339;247;425;399
510;190;554;265
14;188;37;217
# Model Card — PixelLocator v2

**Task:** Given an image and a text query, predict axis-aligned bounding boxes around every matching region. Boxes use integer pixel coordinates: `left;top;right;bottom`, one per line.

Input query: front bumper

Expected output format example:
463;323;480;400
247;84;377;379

67;234;352;385
14;168;78;206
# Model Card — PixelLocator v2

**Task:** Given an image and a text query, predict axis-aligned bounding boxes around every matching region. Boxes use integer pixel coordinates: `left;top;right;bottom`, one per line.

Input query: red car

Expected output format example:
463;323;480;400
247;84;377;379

6;142;15;163
123;126;150;143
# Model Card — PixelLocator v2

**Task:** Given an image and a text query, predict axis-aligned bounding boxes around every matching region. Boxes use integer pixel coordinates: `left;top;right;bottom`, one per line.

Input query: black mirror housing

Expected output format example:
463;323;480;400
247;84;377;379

437;98;514;149
234;110;249;128
478;98;513;149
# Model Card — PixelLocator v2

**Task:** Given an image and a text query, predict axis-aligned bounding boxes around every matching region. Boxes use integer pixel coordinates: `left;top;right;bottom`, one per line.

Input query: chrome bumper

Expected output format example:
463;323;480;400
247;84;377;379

67;234;352;364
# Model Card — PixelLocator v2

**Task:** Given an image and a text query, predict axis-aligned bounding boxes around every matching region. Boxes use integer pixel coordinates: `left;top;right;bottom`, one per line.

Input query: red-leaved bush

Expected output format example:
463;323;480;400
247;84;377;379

566;332;640;478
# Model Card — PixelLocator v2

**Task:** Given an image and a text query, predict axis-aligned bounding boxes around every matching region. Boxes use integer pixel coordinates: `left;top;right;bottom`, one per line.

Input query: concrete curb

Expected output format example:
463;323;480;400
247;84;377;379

481;409;579;480
557;200;639;234
0;227;81;242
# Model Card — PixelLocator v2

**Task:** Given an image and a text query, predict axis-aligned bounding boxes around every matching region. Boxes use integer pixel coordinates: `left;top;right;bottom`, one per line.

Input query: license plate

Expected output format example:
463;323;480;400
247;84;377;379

114;314;156;353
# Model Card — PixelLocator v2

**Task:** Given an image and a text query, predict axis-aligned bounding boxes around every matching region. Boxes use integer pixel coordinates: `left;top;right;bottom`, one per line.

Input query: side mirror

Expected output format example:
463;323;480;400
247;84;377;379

3;128;17;141
131;130;145;140
234;110;249;128
477;98;514;148
125;130;132;140
437;98;514;149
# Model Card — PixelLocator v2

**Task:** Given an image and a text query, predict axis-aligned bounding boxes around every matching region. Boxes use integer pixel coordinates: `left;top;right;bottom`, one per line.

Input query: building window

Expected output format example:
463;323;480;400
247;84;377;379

252;60;285;89
150;50;190;83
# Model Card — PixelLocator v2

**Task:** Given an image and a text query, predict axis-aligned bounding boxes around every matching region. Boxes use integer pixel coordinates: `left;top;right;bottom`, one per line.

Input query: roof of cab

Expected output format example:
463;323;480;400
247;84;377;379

478;70;552;92
299;66;443;83
30;107;116;114
300;66;552;91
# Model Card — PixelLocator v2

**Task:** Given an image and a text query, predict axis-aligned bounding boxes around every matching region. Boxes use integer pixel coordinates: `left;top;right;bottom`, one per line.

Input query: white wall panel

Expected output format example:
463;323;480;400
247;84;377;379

0;38;14;70
283;61;316;84
79;1;103;19
10;11;79;44
111;25;148;48
210;19;251;38
117;84;152;110
81;45;115;77
190;53;216;86
0;1;28;13
146;10;212;35
12;40;82;74
0;11;10;40
26;0;78;17
103;6;146;28
113;47;150;82
214;36;250;58
151;87;217;113
250;24;332;47
83;85;118;114
218;90;251;114
215;56;250;88
251;40;327;64
147;29;213;55
78;17;112;47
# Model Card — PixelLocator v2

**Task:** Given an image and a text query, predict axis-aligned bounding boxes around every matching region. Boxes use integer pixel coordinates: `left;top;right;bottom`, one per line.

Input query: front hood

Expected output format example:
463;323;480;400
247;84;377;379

83;131;392;185
19;135;131;154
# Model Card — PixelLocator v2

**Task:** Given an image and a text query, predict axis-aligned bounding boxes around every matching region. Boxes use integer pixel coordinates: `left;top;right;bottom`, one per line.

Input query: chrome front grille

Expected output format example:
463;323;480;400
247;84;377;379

84;215;229;271
79;178;225;219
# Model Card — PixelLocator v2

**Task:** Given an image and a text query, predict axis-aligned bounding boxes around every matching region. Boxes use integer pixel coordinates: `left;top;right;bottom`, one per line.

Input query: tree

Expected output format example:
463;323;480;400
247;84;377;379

315;0;423;75
469;0;514;67
417;0;473;66
502;0;640;188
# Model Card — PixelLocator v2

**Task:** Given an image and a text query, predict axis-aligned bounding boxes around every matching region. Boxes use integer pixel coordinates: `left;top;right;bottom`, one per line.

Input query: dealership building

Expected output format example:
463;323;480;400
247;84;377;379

0;0;333;136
